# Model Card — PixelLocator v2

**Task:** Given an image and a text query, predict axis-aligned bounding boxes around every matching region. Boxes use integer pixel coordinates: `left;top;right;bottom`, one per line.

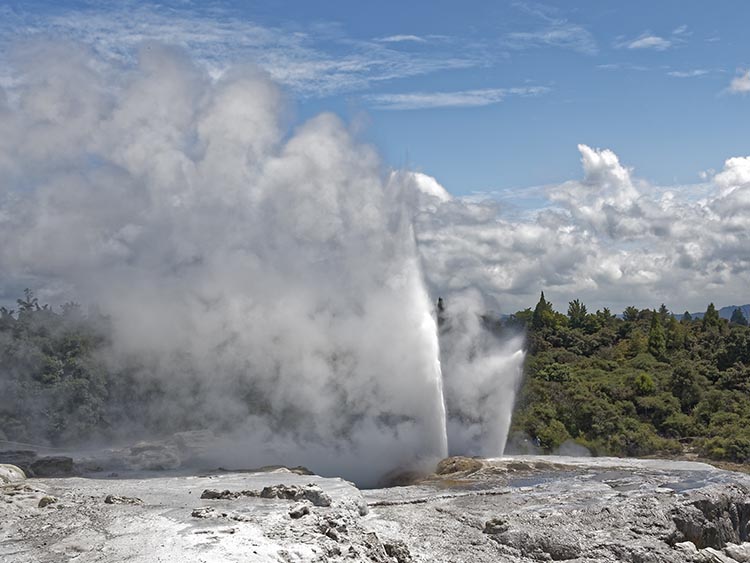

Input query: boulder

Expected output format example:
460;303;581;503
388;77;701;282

259;483;331;507
0;464;26;484
38;496;57;508
725;543;750;563
383;540;413;563
0;451;37;475
30;456;75;477
435;456;484;475
289;503;310;519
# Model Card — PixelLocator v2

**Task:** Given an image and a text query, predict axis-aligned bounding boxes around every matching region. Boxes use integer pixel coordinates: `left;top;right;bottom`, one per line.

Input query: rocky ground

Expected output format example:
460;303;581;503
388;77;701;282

2;451;750;562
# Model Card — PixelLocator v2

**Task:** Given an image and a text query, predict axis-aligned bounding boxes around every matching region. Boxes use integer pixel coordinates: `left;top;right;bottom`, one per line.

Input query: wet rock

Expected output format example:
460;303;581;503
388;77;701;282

104;494;143;505
436;456;484;475
289;503;310;519
383;539;412;562
0;464;26;484
30;456;75;477
38;496;57;508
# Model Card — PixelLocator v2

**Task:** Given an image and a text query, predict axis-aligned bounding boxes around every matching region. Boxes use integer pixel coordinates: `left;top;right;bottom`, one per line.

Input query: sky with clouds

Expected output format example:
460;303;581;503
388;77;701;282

0;0;748;313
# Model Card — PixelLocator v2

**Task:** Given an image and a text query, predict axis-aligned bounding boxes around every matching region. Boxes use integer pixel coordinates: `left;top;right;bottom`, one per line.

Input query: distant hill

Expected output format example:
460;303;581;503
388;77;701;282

677;304;750;321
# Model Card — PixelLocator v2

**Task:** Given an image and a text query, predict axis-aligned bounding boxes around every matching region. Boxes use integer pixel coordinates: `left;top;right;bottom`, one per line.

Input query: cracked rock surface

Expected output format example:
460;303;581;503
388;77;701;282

2;455;750;562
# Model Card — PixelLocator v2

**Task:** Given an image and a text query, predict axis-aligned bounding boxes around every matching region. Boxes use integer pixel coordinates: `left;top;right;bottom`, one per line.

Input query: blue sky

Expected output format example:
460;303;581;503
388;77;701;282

1;0;748;198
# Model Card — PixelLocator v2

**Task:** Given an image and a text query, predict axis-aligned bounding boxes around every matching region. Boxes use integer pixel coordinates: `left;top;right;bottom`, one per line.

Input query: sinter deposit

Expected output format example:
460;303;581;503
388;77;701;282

2;455;750;562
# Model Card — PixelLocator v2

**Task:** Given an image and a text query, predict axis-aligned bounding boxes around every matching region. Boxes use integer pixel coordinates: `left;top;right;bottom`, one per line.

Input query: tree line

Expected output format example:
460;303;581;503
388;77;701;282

507;293;750;463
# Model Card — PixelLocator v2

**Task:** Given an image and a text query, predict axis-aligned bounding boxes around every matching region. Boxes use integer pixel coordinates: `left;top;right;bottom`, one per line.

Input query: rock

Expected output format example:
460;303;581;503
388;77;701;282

201;489;238;500
0;464;26;484
125;443;181;471
259;483;331;507
699;546;738;563
303;484;332;507
191;506;221;519
104;494;143;505
675;541;699;556
436;456;484;475
0;451;37;475
484;517;510;535
38;496;57;508
30;456;75;477
725;543;750;562
200;488;258;500
289;503;310;519
383;540;412;563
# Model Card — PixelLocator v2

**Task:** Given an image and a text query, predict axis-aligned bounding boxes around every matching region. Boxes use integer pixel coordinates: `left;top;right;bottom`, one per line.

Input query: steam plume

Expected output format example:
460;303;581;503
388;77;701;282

0;42;451;484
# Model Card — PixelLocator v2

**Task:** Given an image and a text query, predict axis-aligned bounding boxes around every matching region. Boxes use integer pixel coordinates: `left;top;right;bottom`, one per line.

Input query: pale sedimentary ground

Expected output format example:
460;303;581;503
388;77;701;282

2;454;750;562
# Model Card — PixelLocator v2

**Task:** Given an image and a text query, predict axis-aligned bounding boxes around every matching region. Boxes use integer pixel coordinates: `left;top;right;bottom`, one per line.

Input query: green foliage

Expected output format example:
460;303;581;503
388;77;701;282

730;308;748;326
647;312;667;359
702;302;721;330
511;297;750;465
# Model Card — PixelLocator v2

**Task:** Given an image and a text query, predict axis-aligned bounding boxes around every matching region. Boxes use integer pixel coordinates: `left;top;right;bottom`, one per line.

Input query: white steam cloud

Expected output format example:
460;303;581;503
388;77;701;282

0;41;462;485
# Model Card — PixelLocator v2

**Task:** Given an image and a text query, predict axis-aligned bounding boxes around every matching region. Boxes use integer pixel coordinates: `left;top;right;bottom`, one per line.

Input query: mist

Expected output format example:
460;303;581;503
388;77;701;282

0;41;529;485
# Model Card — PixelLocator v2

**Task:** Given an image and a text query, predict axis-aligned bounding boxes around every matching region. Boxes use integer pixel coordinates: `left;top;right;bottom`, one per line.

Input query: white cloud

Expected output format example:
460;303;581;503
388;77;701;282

0;3;482;98
622;34;672;51
505;22;598;55
376;34;427;44
411;145;750;314
668;69;708;78
729;70;750;94
366;86;550;110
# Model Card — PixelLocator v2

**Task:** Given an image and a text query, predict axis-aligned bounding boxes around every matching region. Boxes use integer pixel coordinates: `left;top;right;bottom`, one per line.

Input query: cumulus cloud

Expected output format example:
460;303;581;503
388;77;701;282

412;146;750;315
729;70;750;94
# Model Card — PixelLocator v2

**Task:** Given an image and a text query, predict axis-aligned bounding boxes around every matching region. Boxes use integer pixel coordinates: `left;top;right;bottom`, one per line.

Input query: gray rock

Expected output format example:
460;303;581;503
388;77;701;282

725;543;750;562
0;464;26;484
384;539;413;563
289;503;310;519
37;496;57;508
700;546;739;563
259;483;332;507
30;456;75;477
104;494;143;505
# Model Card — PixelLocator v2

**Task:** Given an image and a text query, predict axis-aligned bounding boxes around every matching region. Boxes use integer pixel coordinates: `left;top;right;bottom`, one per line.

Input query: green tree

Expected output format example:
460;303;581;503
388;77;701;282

702;303;721;330
532;292;555;330
730;308;748;326
648;312;667;359
623;306;639;322
658;304;669;324
567;299;588;329
681;311;693;324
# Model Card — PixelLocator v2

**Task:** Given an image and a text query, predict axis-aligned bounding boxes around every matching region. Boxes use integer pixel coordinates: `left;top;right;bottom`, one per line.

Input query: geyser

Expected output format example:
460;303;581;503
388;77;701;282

437;290;525;457
0;41;526;484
